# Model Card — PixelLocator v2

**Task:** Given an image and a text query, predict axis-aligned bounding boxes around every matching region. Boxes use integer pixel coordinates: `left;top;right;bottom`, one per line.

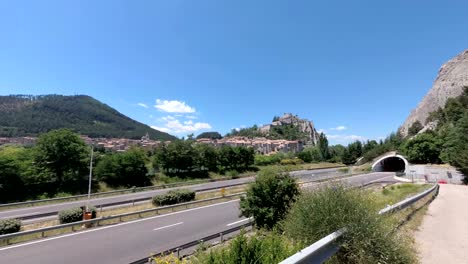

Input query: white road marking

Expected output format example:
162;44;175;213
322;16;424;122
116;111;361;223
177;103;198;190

153;222;183;231
227;217;252;226
0;199;240;251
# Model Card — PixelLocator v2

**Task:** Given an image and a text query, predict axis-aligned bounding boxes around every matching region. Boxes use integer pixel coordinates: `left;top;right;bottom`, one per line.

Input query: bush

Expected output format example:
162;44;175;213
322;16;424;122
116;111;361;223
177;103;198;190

0;218;21;235
192;231;301;264
152;189;196;206
226;170;240;179
58;206;97;224
240;169;299;230
282;185;416;264
280;158;304;166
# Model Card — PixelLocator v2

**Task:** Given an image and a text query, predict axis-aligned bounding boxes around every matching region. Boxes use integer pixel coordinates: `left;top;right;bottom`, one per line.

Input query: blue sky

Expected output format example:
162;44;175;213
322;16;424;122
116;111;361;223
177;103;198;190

0;1;467;145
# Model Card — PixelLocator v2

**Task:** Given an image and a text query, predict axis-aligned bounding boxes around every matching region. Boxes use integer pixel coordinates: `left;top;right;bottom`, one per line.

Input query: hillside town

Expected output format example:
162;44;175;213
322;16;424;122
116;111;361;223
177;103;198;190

196;136;303;154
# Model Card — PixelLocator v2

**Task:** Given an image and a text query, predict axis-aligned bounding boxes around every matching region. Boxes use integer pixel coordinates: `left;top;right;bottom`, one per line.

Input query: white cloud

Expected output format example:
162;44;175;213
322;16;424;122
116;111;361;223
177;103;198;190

327;134;366;145
150;126;171;133
155;99;196;113
137;103;148;108
330;125;347;131
153;118;212;134
161;115;176;121
186;115;198;119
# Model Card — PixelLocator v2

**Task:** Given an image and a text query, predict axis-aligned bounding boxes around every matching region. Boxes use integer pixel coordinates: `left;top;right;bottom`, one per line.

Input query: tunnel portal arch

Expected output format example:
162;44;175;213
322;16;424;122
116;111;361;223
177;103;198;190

372;154;409;173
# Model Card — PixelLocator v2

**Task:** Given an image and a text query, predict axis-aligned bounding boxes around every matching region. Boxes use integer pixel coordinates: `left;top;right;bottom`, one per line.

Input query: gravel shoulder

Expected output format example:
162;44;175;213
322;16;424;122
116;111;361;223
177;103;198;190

415;184;468;264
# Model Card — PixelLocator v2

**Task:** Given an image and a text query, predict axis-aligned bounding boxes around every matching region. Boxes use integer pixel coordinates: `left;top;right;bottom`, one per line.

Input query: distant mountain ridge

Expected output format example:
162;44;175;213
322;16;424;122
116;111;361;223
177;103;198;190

0;94;177;141
400;50;468;136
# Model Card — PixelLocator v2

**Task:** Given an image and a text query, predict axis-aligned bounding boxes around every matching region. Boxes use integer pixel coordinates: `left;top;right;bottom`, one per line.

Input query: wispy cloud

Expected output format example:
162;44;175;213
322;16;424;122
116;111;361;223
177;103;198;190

330;125;347;131
137;103;148;108
154;99;196;113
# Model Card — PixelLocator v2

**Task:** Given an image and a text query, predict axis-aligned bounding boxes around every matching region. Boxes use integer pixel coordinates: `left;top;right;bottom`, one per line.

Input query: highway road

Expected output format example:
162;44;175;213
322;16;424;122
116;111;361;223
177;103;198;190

0;167;343;223
0;172;395;264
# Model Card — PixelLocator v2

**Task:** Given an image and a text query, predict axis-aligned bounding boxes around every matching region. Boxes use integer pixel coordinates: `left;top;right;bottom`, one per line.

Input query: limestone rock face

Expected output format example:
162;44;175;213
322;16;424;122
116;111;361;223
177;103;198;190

400;50;468;137
261;113;320;145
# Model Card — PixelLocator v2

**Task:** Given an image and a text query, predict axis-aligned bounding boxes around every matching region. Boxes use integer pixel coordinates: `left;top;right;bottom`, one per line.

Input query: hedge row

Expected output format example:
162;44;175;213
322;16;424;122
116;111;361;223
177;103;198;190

152;189;196;206
58;206;97;224
0;218;21;235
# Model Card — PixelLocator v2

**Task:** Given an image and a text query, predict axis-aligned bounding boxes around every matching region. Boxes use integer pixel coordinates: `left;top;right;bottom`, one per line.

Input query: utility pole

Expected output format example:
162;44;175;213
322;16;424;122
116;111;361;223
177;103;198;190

87;146;94;211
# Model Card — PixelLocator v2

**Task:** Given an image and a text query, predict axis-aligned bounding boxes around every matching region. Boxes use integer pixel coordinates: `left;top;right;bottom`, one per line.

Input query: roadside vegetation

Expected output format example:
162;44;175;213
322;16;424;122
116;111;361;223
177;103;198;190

177;169;433;264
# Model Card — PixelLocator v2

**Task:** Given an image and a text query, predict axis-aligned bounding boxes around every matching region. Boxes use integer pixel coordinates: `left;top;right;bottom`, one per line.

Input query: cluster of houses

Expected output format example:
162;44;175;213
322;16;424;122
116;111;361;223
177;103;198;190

196;136;304;154
1;134;304;155
0;133;167;152
81;133;168;152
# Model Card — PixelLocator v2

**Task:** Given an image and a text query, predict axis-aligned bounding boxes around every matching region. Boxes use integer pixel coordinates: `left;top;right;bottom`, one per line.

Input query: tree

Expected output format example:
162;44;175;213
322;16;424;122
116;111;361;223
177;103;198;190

318;133;330;160
328;144;345;163
95;148;149;187
240;169;299;229
401;132;442;164
297;147;322;163
408;121;423;136
155;140;196;177
441;115;468;183
193;143;218;172
341;148;356;165
34;129;88;190
348;141;363;161
0;156;24;202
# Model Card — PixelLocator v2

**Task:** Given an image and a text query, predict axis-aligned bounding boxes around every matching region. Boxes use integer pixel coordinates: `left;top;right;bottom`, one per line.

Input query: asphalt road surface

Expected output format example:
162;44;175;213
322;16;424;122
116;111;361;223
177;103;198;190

0;167;342;223
0;172;395;264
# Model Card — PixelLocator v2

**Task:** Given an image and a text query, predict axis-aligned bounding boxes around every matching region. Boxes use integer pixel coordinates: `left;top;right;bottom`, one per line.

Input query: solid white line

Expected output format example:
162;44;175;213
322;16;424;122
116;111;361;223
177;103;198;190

153;222;183;231
226;218;251;226
0;199;240;251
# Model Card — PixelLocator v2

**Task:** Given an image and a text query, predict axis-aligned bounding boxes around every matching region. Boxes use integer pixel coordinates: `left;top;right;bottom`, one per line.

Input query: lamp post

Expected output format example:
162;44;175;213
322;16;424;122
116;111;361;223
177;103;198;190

87;146;94;211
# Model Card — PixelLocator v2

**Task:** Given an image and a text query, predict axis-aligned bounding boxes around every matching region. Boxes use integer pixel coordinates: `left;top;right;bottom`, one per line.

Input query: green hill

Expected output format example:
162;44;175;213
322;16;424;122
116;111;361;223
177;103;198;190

0;94;177;140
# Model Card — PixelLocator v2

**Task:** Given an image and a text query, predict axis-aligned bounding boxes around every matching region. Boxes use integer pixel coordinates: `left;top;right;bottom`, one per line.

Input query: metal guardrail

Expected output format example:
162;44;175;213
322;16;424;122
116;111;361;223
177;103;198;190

0;165;346;210
0;177;240;209
3;181;248;221
130;222;253;264
0;192;246;246
279;184;440;264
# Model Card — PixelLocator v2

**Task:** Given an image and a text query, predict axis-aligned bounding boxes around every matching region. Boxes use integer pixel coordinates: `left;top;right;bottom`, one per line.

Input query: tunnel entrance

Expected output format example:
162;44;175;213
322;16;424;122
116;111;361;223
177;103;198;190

372;155;408;172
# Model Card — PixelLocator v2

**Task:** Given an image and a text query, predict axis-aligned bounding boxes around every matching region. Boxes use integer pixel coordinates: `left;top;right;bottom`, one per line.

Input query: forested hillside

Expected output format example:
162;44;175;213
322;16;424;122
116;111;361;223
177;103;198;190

0;95;177;140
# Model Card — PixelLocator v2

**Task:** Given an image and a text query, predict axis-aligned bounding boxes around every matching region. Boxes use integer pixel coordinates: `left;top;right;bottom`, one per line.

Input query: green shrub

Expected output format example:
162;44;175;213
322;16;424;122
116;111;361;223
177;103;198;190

192;231;301;264
58;206;97;224
226;170;240;179
152;189;196;206
0;218;21;235
280;158;304;165
282;185;416;264
240;168;299;230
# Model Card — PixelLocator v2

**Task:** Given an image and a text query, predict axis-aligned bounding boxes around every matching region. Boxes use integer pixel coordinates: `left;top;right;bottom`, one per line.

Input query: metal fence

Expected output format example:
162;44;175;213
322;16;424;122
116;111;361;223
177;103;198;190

130;222;253;264
0;192;245;246
279;183;440;264
0;165;346;210
0;177;241;210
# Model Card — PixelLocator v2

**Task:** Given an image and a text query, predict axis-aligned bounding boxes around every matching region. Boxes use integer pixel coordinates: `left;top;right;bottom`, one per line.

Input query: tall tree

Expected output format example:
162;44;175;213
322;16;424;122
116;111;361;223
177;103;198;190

95;147;149;187
318;133;330;160
441;115;468;183
34;129;88;189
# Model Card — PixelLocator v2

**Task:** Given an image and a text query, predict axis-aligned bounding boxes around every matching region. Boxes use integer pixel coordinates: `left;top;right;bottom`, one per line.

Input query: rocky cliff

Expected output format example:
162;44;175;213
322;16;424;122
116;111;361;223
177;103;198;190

260;113;320;144
400;50;468;137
